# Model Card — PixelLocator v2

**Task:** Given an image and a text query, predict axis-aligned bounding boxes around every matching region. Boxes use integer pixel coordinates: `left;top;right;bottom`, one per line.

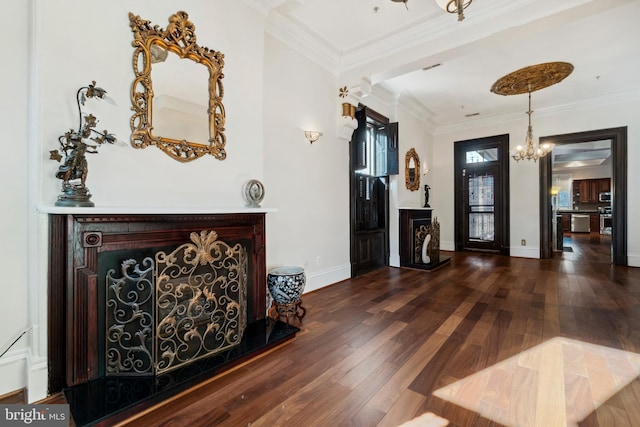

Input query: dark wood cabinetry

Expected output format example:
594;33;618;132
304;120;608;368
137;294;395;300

590;213;600;233
572;178;610;203
562;214;571;232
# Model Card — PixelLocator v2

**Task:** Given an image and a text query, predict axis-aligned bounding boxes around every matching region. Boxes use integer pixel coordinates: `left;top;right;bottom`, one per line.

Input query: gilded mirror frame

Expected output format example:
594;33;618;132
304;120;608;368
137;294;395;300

405;148;420;191
129;11;226;162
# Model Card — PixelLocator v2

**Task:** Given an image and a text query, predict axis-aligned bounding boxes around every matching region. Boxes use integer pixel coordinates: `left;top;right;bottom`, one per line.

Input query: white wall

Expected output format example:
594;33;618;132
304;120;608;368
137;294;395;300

560;164;611;180
0;0;31;397
390;101;432;267
432;95;640;263
3;0;274;401
263;35;351;292
37;1;267;207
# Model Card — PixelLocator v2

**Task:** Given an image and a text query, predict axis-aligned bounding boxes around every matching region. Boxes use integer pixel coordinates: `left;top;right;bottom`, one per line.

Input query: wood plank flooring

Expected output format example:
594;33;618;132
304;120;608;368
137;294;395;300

559;231;611;264
70;251;640;425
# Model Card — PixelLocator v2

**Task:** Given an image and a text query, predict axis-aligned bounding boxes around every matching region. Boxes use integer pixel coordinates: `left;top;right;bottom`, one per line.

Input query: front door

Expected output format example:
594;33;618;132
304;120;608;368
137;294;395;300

455;135;510;255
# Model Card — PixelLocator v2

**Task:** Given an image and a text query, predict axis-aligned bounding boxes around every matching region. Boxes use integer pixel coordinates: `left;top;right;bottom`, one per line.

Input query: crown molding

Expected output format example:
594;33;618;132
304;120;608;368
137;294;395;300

397;92;436;129
263;0;602;77
432;88;640;135
265;10;341;74
240;0;287;17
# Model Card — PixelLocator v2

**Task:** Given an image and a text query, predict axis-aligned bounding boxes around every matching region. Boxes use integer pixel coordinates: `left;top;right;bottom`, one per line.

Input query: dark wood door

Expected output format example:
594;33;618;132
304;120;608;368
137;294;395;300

351;174;388;275
454;135;510;255
349;106;398;277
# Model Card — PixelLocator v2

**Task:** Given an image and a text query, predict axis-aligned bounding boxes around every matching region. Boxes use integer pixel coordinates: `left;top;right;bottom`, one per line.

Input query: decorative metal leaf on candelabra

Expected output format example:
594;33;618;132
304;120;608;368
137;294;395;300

50;81;116;207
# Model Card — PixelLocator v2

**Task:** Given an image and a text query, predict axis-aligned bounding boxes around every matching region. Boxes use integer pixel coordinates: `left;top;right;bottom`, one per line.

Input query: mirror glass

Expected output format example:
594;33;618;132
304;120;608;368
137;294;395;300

152;47;209;144
405;148;421;191
129;11;226;162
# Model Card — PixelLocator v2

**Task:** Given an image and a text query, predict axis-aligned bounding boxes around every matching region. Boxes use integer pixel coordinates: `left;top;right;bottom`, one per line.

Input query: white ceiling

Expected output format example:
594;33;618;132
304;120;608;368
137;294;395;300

250;0;640;129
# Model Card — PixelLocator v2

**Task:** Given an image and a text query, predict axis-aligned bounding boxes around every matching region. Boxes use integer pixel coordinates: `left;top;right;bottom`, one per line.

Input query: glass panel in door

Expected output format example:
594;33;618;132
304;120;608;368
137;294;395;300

468;174;495;243
463;165;501;252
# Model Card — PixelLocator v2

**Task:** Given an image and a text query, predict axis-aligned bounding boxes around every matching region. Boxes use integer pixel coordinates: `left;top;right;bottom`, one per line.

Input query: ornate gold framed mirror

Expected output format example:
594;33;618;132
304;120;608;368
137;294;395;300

405;148;420;191
129;11;226;162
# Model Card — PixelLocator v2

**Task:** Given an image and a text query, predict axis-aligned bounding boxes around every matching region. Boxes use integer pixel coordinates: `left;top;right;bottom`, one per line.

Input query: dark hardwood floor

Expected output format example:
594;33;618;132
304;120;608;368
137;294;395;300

558;231;612;264
101;250;640;427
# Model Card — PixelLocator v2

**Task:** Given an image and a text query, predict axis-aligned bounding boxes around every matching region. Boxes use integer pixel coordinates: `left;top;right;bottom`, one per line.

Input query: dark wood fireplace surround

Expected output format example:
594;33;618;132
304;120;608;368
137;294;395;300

47;212;291;423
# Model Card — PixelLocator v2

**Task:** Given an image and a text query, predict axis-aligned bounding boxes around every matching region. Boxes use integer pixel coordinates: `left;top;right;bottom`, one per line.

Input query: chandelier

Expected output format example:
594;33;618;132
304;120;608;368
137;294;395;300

511;88;553;162
390;0;472;20
435;0;472;21
491;62;574;162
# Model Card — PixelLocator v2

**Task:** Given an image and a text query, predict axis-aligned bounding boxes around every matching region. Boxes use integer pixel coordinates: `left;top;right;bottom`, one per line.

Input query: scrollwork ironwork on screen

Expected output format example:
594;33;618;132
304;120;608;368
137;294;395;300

106;257;155;375
155;230;247;374
129;11;226;162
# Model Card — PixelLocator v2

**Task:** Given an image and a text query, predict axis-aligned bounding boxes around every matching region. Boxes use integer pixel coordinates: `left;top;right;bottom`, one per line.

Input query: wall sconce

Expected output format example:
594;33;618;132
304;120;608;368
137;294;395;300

305;131;322;144
341;102;356;119
423;164;430;175
339;86;356;119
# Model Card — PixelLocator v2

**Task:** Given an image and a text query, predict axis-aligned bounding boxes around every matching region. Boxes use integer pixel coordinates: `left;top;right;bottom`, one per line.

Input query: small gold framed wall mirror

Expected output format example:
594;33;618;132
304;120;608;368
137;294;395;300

405;148;420;191
129;11;226;162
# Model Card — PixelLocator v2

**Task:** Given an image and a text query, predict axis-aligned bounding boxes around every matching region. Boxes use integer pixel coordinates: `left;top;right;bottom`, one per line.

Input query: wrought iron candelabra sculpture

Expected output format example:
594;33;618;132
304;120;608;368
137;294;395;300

424;184;431;208
50;81;115;207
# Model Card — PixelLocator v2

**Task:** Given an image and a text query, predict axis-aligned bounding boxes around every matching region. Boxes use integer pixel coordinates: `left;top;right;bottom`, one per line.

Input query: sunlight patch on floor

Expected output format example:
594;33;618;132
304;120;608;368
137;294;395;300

433;337;640;426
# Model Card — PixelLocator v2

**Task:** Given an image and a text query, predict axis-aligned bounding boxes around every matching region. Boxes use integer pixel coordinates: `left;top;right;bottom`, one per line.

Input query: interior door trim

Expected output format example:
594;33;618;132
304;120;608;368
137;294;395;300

539;127;627;265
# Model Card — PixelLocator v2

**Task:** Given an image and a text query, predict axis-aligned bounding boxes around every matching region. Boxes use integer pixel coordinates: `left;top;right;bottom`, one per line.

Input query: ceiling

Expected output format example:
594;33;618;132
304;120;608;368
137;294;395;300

552;140;611;171
252;0;640;130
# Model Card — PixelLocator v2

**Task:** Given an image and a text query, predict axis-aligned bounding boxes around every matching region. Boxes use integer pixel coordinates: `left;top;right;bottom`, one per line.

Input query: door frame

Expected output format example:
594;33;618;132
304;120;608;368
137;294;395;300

539;127;627;265
349;106;391;277
454;134;511;255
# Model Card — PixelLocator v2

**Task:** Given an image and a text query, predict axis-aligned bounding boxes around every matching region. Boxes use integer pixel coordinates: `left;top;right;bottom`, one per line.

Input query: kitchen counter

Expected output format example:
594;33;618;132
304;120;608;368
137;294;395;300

557;209;599;214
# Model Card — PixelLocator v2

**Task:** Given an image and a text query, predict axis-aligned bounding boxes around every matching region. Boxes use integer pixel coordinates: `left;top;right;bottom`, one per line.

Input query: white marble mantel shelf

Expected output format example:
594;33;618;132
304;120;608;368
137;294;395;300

397;206;433;210
37;205;277;215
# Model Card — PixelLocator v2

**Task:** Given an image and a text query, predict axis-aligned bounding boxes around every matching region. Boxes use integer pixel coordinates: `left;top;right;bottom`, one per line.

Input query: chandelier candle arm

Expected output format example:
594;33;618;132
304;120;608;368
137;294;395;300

435;0;472;21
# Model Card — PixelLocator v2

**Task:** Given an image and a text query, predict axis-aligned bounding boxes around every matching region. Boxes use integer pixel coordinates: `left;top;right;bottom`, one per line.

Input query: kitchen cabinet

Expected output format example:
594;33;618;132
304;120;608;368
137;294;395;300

589;180;600;202
590;213;599;233
572;178;611;203
562;214;571;232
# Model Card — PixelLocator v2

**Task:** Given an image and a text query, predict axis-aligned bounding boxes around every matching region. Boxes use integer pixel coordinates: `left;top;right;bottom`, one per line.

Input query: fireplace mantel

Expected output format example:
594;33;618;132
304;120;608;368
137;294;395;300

38;204;277;215
46;209;278;395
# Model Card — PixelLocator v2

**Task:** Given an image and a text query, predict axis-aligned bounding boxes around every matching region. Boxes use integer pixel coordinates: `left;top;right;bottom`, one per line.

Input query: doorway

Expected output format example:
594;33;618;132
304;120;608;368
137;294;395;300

349;106;399;277
539;127;627;265
454;134;510;255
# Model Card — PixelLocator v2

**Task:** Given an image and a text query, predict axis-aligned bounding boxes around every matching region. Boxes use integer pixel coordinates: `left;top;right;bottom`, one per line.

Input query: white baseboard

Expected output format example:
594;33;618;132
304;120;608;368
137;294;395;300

0;349;27;397
26;355;48;403
510;246;540;259
441;241;455;251
303;263;350;294
389;254;400;267
628;252;640;267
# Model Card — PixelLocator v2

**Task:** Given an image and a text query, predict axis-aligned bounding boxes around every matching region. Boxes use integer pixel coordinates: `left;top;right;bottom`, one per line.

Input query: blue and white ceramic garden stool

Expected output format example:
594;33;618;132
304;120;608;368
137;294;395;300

267;266;307;324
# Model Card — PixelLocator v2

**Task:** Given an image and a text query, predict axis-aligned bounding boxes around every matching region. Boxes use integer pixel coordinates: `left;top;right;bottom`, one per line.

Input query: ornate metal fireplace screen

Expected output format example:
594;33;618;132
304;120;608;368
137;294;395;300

414;217;441;264
105;230;247;375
